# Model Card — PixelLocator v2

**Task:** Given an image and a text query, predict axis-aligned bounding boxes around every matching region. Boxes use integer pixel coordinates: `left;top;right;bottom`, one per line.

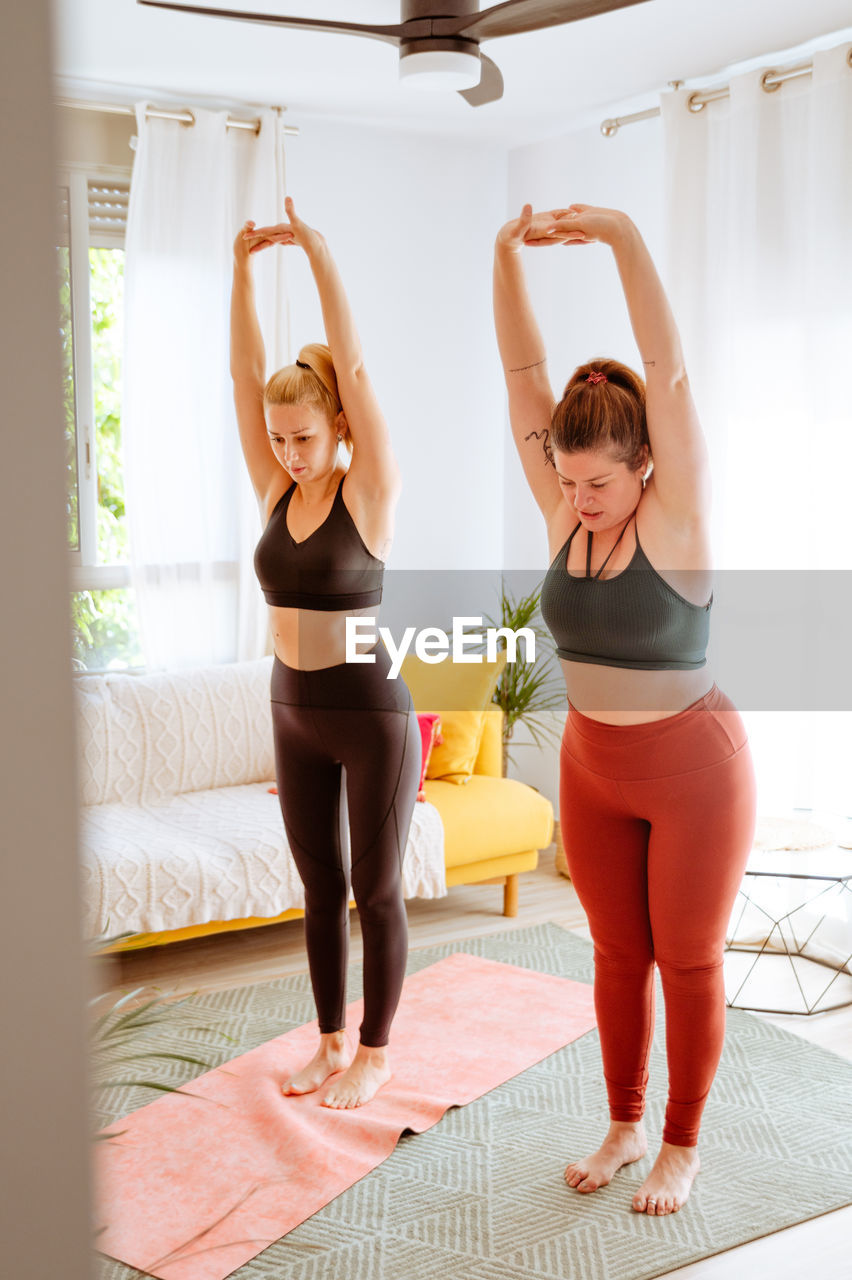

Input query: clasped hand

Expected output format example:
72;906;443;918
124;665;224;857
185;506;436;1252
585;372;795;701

236;195;324;258
497;202;627;250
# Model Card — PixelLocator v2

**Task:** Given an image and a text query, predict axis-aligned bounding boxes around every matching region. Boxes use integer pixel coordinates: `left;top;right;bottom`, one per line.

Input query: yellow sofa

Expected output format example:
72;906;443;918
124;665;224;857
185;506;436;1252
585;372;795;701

423;705;553;916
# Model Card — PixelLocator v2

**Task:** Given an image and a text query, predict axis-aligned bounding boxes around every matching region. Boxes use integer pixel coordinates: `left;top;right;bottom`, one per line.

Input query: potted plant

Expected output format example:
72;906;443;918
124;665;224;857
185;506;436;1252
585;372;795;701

484;581;564;777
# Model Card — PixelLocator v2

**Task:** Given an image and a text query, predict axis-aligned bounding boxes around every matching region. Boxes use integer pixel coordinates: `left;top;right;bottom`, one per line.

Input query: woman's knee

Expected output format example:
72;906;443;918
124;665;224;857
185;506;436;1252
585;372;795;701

302;867;349;916
655;953;725;996
594;940;655;976
354;874;406;926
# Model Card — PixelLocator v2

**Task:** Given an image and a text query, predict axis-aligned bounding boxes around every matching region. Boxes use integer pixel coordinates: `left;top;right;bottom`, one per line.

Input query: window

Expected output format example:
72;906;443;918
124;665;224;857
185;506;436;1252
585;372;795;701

59;167;142;671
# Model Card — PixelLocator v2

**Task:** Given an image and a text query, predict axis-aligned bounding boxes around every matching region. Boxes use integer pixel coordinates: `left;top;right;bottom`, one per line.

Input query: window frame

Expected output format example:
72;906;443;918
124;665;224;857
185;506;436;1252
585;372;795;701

59;161;131;593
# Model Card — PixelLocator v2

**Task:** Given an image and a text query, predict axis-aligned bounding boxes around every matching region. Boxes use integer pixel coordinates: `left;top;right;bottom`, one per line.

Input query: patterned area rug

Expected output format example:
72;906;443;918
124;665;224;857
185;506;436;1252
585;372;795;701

94;923;852;1280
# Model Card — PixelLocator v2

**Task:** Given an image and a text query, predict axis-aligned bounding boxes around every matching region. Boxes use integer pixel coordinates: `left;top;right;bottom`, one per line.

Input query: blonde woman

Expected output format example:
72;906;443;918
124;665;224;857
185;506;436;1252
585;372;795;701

231;198;420;1108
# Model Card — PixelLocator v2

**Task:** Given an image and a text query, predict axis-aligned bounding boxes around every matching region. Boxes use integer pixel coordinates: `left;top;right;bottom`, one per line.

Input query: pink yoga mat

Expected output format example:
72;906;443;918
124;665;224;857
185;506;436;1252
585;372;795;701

96;953;596;1280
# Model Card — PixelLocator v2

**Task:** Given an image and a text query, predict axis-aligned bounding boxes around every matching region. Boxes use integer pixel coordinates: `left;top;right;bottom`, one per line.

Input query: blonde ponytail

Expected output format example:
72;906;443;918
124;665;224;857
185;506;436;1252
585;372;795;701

263;342;342;423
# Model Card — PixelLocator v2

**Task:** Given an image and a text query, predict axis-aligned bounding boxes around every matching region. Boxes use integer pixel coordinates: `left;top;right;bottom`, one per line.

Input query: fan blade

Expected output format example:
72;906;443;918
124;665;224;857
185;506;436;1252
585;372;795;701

441;0;652;42
136;1;411;46
458;53;503;107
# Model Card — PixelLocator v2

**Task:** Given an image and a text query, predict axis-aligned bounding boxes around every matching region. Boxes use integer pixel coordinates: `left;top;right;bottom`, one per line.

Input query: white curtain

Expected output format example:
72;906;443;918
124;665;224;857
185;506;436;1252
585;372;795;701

123;105;288;669
661;43;852;815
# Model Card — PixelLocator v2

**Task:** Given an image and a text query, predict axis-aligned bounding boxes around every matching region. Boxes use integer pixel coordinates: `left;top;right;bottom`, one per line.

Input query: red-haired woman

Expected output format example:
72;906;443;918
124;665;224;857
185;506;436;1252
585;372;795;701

231;198;421;1109
493;204;755;1216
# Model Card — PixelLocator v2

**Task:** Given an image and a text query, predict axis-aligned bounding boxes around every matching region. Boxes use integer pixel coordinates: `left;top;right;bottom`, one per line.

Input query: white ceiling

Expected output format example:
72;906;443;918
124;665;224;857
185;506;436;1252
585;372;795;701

53;0;852;145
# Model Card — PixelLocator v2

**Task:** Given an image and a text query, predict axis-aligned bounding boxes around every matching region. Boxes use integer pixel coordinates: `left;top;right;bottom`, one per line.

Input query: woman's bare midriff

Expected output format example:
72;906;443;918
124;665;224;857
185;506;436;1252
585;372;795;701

562;658;715;725
268;603;380;670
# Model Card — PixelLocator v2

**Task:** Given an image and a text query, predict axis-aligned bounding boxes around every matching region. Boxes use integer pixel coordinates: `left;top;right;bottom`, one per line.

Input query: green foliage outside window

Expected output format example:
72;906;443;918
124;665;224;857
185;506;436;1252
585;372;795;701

68;245;143;671
91;247;128;566
71;589;143;671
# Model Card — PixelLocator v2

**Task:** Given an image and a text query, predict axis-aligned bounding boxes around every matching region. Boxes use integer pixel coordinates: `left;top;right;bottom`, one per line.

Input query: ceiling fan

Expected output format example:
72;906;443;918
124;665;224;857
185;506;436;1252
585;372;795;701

137;0;653;106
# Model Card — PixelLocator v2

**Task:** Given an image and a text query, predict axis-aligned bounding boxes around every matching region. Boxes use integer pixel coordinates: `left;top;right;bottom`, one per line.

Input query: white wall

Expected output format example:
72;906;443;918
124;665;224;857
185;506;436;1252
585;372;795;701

501;115;667;808
284;119;508;570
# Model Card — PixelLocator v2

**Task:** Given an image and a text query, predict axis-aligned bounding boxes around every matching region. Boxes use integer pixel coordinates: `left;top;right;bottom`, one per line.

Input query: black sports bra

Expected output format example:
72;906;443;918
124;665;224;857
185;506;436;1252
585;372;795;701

540;518;711;671
253;476;384;611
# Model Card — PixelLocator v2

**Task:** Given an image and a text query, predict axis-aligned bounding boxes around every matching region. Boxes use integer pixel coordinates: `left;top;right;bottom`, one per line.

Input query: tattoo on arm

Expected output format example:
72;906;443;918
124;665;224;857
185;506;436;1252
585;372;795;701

509;357;547;373
643;360;656;367
524;427;554;468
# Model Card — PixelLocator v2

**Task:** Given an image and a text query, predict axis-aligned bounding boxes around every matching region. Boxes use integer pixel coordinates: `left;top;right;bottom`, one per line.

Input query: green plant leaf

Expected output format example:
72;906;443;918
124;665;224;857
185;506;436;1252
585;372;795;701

478;578;566;770
96;1082;229;1104
89;984;148;1031
95;995;174;1041
108;1050;213;1070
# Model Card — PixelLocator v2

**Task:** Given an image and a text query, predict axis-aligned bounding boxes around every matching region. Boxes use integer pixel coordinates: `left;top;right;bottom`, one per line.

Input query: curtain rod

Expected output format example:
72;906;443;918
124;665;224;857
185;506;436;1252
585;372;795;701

600;45;852;137
56;97;299;136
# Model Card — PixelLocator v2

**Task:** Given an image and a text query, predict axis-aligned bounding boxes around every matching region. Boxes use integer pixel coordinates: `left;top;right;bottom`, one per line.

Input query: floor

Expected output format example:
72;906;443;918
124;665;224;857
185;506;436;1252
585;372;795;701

100;855;852;1280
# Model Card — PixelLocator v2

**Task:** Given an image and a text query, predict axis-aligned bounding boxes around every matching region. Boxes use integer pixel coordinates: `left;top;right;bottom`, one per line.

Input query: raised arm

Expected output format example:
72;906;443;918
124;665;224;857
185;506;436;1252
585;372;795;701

555;205;710;529
493;205;563;527
230;222;291;507
249;198;399;501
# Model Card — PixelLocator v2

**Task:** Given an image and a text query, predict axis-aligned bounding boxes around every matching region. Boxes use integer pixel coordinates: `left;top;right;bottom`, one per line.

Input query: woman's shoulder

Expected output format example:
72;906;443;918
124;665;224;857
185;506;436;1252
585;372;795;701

635;486;713;600
262;478;295;526
340;459;400;509
546;503;581;564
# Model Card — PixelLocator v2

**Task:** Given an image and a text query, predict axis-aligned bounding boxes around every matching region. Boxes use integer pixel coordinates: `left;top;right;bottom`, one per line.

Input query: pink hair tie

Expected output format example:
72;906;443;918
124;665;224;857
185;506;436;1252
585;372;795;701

586;371;608;385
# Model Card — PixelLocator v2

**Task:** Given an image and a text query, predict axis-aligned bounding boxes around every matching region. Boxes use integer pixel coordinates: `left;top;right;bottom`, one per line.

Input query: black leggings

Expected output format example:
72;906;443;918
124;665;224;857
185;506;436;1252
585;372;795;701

270;646;421;1047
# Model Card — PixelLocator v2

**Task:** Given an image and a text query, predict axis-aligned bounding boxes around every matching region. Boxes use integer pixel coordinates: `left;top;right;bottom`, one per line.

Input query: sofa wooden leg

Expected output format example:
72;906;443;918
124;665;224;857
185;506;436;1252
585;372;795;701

503;874;519;917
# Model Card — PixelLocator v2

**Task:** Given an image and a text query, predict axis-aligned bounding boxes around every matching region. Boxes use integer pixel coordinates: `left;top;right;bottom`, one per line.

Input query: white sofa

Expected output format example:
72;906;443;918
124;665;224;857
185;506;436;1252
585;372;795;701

75;657;446;943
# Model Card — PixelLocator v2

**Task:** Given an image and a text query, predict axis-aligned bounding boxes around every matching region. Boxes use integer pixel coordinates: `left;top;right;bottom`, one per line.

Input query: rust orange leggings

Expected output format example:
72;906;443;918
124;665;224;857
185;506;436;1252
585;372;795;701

559;685;756;1147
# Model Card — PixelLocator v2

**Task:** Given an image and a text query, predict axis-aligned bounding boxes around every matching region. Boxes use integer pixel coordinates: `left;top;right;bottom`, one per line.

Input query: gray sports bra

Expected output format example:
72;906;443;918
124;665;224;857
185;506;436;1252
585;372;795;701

540;518;711;671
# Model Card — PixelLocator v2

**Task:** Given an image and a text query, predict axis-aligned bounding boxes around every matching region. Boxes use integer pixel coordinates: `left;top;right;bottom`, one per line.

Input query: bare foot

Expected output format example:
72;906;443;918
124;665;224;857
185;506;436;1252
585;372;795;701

565;1121;648;1193
321;1043;391;1109
632;1142;700;1215
282;1030;350;1096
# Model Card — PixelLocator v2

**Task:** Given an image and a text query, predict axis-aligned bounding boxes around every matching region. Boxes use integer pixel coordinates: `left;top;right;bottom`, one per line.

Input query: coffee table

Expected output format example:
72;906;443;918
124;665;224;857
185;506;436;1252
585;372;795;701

724;837;852;1015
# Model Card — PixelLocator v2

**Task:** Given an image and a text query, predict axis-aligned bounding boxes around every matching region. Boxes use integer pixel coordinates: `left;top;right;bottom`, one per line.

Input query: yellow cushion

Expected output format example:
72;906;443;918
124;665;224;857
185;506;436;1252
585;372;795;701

474;707;504;778
423;774;554;866
402;652;506;785
424;710;486;784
